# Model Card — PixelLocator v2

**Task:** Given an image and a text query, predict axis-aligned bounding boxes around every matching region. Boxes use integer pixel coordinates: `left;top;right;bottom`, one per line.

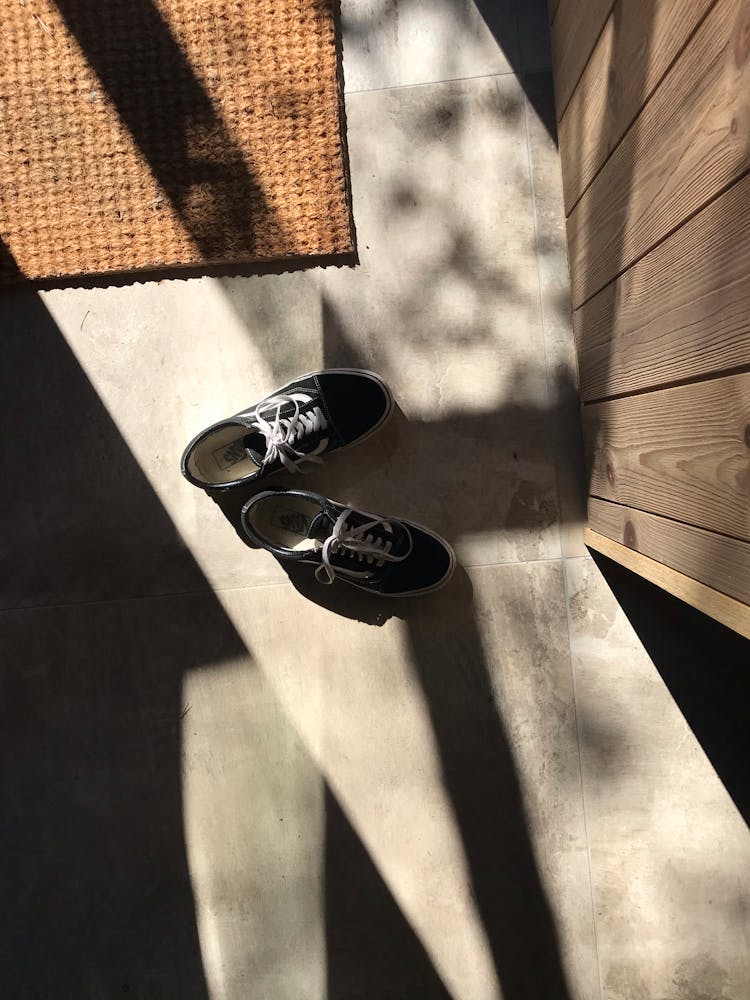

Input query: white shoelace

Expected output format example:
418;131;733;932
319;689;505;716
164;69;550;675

315;508;413;585
251;392;329;473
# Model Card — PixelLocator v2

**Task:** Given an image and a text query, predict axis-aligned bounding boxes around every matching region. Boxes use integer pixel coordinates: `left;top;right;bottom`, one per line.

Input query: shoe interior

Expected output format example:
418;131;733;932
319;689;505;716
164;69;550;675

248;495;323;551
187;424;261;485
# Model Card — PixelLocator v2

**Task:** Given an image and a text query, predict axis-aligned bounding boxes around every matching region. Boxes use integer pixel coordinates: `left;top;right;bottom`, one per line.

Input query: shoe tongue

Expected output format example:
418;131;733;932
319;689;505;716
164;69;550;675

242;395;323;466
307;510;335;543
242;432;267;465
380;519;411;558
257;394;317;424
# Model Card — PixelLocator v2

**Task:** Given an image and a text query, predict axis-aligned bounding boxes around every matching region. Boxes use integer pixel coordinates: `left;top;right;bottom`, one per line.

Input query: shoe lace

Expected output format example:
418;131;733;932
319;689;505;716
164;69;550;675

251;393;329;473
315;508;413;585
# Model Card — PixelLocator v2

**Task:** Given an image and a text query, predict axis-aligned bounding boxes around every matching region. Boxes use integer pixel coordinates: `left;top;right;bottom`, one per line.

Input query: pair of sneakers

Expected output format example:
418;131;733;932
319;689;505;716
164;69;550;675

181;369;455;596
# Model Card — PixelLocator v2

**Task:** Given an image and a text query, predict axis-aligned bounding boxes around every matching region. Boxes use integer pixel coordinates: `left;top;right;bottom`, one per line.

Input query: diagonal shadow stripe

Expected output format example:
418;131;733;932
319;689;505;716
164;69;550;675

325;783;453;1000
0;247;247;996
1;262;456;999
406;597;573;1000
317;297;575;1000
591;552;750;828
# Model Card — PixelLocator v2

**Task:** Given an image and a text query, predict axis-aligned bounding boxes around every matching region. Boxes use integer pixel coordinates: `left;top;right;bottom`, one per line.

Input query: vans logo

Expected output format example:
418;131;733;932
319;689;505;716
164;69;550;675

271;506;310;537
212;439;247;472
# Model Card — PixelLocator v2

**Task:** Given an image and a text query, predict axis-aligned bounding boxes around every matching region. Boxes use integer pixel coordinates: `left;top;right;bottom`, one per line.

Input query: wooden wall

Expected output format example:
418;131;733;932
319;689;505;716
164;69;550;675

550;0;750;639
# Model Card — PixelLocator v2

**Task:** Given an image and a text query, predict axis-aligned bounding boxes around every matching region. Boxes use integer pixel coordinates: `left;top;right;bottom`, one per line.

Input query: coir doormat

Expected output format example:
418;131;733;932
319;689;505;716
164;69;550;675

0;0;353;283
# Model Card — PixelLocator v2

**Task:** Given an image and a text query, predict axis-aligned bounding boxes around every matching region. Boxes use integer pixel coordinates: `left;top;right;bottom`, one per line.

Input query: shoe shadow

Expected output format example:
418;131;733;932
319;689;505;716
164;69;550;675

281;557;474;628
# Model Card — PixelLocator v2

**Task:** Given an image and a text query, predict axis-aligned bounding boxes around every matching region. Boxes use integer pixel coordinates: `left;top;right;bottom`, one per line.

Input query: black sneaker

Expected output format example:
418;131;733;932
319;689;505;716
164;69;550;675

241;489;455;596
181;369;393;490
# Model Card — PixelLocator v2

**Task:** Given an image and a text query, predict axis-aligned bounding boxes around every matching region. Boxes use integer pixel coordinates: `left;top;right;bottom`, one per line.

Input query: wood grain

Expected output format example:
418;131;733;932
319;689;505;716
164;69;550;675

584;528;750;639
583;372;750;541
549;0;561;25
566;0;750;308
588;497;750;605
574;171;750;402
551;0;614;118
559;0;715;215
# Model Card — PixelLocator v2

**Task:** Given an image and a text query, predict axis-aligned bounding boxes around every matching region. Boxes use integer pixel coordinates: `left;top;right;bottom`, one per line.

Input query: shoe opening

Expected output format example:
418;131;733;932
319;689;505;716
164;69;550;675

187;424;261;485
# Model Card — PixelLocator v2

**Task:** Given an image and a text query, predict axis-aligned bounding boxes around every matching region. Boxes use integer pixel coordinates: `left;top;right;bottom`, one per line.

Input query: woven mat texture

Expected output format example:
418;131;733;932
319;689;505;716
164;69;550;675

0;0;353;283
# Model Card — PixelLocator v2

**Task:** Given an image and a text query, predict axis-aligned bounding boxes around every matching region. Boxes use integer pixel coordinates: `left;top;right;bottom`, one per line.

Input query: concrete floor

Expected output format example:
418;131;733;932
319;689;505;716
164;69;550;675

2;3;749;999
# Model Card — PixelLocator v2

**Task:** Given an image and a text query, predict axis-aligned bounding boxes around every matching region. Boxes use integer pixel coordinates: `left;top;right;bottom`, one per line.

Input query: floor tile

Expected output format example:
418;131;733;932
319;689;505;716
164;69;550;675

219;559;599;1000
31;74;560;609
465;561;599;1000
180;621;326;1000
340;0;517;93
321;76;545;412
3;559;597;1000
1;590;320;999
0;289;228;609
565;557;750;1000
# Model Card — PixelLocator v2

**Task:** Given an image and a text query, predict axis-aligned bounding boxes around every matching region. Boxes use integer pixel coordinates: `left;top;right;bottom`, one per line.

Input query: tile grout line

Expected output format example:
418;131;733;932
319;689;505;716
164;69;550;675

0;555;595;616
521;80;566;567
523;84;604;999
342;66;520;98
562;557;605;1000
0;579;294;617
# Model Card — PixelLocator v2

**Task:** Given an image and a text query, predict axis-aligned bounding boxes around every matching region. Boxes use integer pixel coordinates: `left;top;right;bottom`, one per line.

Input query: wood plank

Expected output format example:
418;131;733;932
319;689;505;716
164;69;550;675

575;171;750;402
583;528;750;639
559;0;715;215
588;497;750;605
549;0;561;25
551;0;614;118
583;372;750;541
566;0;750;308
